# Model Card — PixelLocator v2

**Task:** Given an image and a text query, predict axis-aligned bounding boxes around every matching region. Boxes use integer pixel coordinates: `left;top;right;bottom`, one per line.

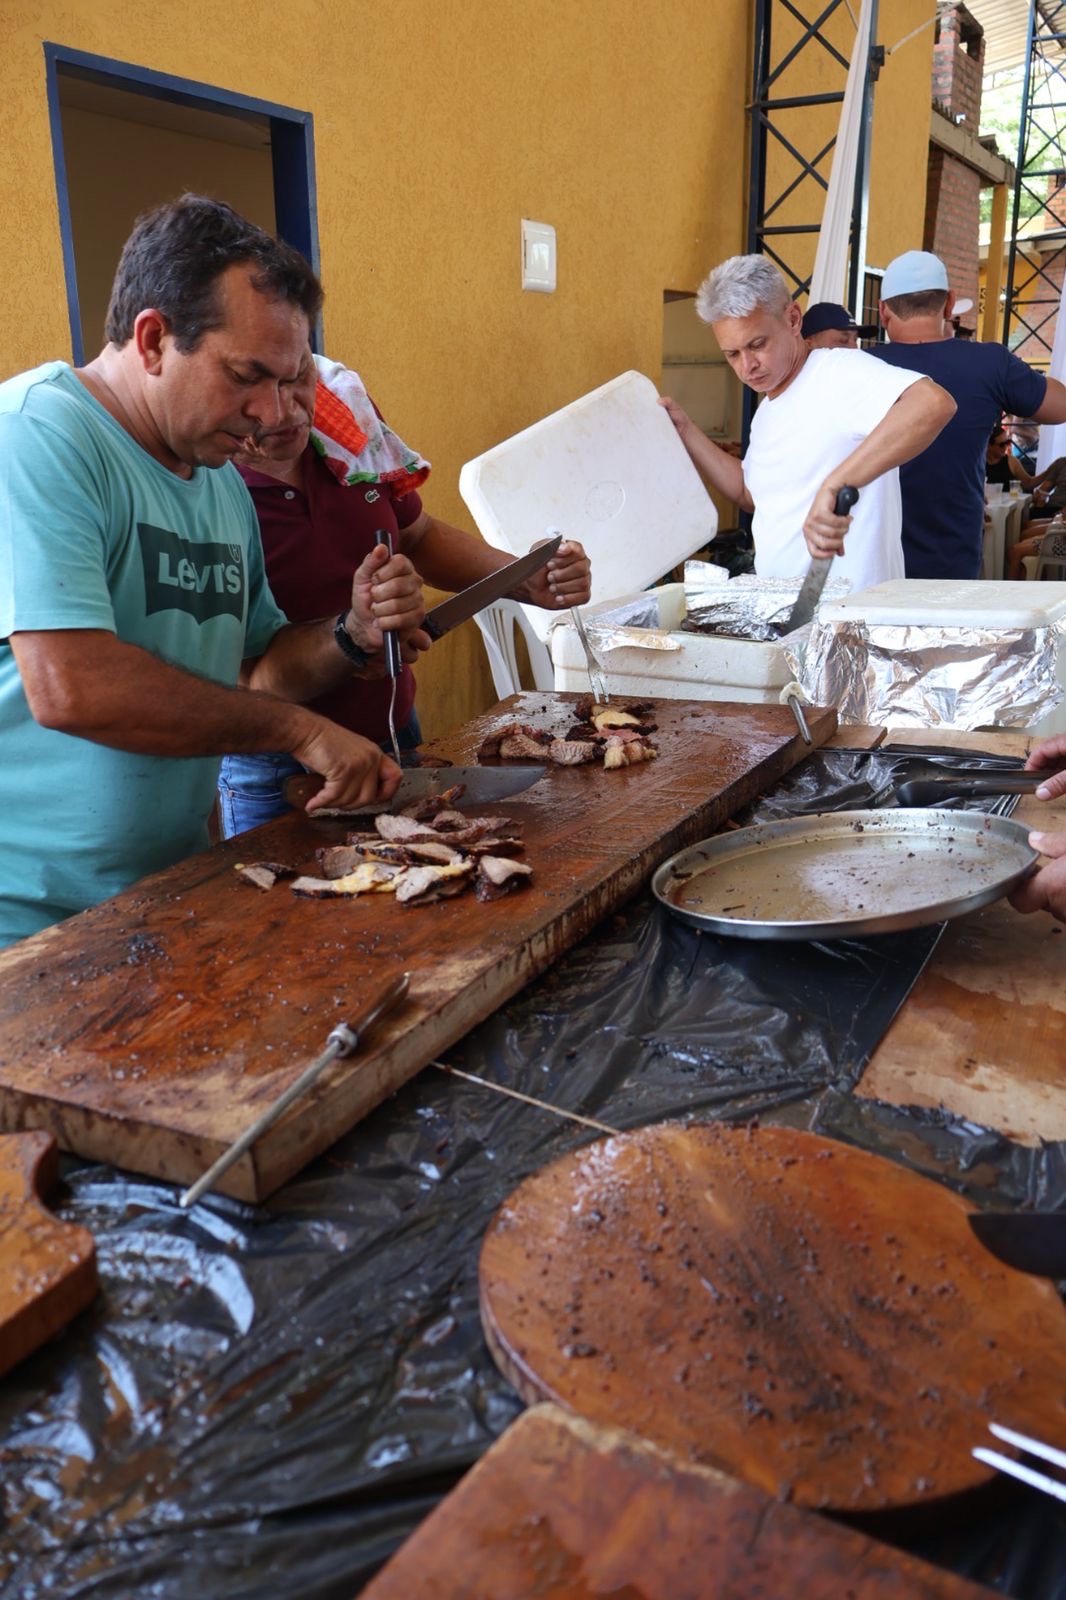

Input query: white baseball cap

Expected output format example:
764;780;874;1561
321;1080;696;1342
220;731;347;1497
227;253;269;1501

881;250;949;299
953;297;974;317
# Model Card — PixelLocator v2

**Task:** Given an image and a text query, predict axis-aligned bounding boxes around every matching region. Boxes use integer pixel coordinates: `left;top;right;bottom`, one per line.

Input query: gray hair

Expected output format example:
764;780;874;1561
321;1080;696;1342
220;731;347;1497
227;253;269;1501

695;255;790;324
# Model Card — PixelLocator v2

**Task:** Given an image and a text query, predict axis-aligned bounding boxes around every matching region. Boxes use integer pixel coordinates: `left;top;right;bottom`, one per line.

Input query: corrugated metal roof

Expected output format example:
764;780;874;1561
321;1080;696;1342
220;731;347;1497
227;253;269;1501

967;0;1066;78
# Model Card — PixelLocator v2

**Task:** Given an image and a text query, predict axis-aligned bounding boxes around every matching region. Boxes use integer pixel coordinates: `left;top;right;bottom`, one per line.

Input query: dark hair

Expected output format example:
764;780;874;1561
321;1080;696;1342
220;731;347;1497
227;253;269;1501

989;425;1008;446
105;194;323;351
883;289;949;320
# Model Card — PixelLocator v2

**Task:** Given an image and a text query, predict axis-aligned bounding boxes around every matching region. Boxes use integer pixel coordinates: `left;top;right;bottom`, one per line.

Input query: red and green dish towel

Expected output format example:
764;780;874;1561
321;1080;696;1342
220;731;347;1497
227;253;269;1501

310;355;431;495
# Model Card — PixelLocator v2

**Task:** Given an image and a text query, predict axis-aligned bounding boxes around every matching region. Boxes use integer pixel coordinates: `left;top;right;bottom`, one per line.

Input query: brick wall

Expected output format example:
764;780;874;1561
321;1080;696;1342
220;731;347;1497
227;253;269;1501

932;1;985;132
922;2;984;328
924;149;982;316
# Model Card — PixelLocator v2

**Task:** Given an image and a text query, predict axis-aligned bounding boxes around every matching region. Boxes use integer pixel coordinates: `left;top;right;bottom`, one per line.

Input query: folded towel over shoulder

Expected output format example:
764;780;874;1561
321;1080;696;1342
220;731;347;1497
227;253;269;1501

310;356;431;495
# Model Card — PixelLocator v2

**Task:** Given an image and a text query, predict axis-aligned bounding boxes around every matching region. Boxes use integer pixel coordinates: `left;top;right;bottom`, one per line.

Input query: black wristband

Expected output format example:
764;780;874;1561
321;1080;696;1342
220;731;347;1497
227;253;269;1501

333;612;370;670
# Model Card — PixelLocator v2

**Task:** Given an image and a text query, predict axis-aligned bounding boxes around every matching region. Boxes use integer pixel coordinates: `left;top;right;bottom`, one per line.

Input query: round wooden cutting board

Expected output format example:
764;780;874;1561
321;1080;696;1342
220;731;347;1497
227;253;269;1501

479;1121;1066;1513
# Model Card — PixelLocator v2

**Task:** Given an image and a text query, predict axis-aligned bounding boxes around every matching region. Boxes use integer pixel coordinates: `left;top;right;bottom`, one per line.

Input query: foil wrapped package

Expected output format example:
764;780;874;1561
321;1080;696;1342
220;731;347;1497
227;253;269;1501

792;620;1066;729
682;562;852;643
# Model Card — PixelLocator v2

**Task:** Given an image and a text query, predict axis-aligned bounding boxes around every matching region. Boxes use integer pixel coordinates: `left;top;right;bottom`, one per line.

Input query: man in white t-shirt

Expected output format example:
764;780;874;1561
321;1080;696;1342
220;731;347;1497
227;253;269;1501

661;256;955;587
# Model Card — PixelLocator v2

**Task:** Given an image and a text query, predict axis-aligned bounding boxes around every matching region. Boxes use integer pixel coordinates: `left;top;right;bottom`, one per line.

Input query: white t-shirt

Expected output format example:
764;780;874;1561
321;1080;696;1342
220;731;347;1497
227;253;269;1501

743;348;922;588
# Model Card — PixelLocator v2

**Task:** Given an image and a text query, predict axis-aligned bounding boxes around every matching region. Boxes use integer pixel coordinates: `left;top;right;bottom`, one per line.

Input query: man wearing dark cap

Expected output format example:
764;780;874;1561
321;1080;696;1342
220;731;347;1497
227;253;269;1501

873;249;1066;579
801;302;873;350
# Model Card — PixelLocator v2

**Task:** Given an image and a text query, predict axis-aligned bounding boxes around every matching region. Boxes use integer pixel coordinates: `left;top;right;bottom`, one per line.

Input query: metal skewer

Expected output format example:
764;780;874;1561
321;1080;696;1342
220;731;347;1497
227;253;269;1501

973;1422;1066;1505
178;973;410;1209
376;529;403;765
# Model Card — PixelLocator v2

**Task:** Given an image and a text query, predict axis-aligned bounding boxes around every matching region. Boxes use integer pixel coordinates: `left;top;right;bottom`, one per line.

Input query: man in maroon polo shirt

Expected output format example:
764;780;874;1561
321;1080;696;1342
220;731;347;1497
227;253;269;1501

218;352;591;835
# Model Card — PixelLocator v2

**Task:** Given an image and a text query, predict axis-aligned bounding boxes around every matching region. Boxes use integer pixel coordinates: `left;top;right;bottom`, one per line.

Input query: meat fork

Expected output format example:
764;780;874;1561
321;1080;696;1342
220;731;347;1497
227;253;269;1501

570;606;611;704
973;1423;1066;1504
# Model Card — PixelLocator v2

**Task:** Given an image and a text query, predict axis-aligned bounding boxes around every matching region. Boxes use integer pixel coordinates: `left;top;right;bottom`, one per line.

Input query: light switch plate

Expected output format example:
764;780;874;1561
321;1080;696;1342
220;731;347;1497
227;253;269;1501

521;219;556;292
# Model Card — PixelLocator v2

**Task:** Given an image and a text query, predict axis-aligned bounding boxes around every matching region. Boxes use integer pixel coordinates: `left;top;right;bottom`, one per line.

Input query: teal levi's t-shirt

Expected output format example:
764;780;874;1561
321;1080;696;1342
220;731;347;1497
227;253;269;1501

0;362;288;947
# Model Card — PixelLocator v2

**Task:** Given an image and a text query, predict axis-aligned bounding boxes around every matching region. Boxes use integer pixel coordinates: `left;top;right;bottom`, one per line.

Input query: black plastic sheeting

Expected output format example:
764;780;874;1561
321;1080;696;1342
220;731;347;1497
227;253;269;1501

3;746;1064;1599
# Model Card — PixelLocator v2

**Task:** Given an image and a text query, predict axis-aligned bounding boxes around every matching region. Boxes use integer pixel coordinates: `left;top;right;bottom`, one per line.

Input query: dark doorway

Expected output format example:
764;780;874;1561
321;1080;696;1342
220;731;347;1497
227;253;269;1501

44;44;318;362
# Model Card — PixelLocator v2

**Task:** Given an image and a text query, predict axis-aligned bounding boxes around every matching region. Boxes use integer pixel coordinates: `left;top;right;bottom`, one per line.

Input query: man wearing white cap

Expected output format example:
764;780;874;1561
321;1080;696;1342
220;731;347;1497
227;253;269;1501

873;249;1066;579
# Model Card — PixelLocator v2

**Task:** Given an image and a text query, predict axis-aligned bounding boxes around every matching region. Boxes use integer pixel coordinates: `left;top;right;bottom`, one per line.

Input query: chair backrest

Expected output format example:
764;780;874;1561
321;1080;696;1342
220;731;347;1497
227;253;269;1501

474;599;555;698
1034;525;1066;580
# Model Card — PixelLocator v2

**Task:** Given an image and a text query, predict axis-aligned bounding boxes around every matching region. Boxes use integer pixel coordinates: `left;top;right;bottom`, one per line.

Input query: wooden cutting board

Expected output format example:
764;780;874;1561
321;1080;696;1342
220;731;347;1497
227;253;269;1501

362;1404;1000;1599
0;1131;97;1376
0;697;832;1202
479;1120;1066;1513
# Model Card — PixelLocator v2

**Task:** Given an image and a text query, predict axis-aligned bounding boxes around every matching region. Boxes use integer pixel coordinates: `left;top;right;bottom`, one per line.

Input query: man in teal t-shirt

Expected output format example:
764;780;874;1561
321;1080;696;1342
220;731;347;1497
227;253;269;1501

0;195;428;947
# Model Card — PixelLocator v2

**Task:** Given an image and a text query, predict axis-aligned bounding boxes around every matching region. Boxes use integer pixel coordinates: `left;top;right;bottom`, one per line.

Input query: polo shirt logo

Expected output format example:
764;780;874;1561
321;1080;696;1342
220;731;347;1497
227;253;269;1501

138;523;246;623
364;488;380;503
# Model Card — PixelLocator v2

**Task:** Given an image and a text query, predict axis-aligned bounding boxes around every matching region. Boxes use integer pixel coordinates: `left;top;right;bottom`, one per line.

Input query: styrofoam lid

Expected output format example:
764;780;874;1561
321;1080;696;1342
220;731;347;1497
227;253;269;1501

459;371;717;640
822;578;1066;628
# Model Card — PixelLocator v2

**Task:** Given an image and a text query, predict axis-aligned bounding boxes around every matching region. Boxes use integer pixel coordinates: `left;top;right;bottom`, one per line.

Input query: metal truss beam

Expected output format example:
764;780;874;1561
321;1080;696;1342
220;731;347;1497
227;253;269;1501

1003;0;1066;359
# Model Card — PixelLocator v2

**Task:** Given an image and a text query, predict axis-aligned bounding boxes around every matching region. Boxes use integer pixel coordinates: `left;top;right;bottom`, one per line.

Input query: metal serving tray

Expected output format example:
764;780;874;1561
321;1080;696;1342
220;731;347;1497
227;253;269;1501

651;809;1039;941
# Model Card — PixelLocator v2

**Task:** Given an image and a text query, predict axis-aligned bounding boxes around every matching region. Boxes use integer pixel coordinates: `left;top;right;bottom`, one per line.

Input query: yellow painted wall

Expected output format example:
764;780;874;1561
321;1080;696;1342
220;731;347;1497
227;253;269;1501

1;0;934;738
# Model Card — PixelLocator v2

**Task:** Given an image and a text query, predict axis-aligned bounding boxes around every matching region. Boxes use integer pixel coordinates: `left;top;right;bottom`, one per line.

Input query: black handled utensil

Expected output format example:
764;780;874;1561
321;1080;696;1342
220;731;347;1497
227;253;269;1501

894;772;1046;807
968;1211;1066;1277
784;485;859;632
376;529;403;763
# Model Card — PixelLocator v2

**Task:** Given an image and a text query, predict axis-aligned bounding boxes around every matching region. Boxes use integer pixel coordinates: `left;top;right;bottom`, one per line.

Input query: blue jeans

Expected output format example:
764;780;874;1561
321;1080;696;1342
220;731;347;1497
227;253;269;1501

217;710;423;839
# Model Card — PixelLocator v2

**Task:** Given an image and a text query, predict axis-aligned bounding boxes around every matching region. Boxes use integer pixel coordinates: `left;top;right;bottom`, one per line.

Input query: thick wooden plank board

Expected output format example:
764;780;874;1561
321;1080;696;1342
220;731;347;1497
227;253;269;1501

0;697;832;1201
859;732;1066;1144
478;1123;1066;1514
362;1404;999;1599
0;1131;97;1376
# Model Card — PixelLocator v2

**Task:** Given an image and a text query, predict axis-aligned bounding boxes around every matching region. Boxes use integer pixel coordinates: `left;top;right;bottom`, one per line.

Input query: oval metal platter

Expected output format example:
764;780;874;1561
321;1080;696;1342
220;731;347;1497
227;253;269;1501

651;808;1039;940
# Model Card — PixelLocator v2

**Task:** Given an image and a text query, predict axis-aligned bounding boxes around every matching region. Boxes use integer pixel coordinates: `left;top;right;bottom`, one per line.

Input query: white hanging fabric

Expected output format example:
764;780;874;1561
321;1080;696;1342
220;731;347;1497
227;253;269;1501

808;0;877;305
1036;284;1066;471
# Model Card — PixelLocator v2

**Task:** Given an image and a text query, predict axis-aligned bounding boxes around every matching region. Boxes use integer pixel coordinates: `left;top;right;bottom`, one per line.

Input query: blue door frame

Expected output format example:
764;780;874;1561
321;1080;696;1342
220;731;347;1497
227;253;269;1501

43;43;319;363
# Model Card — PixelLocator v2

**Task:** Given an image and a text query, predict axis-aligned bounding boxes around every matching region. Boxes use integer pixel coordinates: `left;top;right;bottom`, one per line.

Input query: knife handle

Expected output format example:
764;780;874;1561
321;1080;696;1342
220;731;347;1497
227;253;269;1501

375;529;402;678
834;486;859;516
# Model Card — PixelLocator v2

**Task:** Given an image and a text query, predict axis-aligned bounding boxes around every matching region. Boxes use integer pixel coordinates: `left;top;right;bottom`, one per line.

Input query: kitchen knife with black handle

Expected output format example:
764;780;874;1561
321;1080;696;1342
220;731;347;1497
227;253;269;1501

422;535;563;640
784;485;859;633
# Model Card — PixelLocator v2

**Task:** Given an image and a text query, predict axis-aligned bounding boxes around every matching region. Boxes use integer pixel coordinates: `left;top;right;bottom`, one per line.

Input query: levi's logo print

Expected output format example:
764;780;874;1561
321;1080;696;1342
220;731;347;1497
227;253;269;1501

138;524;245;624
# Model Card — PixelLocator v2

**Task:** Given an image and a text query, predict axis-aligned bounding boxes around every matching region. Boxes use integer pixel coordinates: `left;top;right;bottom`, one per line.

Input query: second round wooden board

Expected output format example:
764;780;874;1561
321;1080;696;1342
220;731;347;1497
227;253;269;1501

479;1121;1066;1513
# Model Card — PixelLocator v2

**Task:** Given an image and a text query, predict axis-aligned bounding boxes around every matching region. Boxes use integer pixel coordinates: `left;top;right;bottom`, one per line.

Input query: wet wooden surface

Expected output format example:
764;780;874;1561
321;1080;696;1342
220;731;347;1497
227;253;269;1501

479;1122;1066;1514
855;730;1066;1144
0;1131;97;1376
0;697;832;1202
362;1404;999;1600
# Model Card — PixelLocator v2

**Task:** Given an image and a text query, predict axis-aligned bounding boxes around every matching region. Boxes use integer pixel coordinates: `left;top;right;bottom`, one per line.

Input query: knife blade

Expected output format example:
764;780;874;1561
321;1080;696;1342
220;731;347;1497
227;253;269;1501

968;1211;1066;1277
179;973;411;1208
784;486;859;633
422;536;563;641
284;765;546;816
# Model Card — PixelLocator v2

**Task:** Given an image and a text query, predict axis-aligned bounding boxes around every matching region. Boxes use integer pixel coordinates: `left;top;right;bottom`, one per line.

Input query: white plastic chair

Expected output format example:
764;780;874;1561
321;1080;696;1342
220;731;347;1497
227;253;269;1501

474;599;554;698
1033;526;1066;581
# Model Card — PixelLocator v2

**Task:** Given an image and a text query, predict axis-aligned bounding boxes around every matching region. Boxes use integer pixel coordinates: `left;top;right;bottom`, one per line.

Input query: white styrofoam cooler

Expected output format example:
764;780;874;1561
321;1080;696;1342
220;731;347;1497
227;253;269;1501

820;579;1066;735
459;371;717;644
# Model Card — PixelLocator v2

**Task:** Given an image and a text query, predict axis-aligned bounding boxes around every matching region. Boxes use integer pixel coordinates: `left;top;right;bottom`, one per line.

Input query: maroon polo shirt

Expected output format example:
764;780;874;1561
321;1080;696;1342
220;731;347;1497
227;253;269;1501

238;447;421;742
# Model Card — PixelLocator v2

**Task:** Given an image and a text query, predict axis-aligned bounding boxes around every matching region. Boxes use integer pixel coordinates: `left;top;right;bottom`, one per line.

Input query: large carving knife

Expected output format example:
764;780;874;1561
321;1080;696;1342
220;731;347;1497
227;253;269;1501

784;485;859;632
421;535;563;639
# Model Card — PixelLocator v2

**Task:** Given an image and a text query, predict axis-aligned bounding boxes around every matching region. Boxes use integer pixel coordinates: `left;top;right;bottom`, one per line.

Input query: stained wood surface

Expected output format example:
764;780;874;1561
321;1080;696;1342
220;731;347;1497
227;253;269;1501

0;697;831;1202
362;1404;999;1600
479;1121;1066;1514
858;730;1066;1144
0;1131;97;1376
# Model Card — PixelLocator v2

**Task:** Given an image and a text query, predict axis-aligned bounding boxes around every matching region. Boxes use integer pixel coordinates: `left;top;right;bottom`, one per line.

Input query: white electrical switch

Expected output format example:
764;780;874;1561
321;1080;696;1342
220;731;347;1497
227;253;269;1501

521;219;556;293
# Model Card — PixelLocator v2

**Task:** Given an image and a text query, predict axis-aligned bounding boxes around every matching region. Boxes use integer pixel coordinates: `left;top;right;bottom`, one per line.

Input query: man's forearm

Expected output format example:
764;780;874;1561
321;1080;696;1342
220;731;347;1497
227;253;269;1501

677;428;752;510
400;513;508;592
13;628;317;757
244;616;380;700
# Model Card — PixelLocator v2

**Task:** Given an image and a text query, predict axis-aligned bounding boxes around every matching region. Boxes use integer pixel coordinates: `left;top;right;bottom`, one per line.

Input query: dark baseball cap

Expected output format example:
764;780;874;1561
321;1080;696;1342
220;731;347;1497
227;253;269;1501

800;301;877;339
